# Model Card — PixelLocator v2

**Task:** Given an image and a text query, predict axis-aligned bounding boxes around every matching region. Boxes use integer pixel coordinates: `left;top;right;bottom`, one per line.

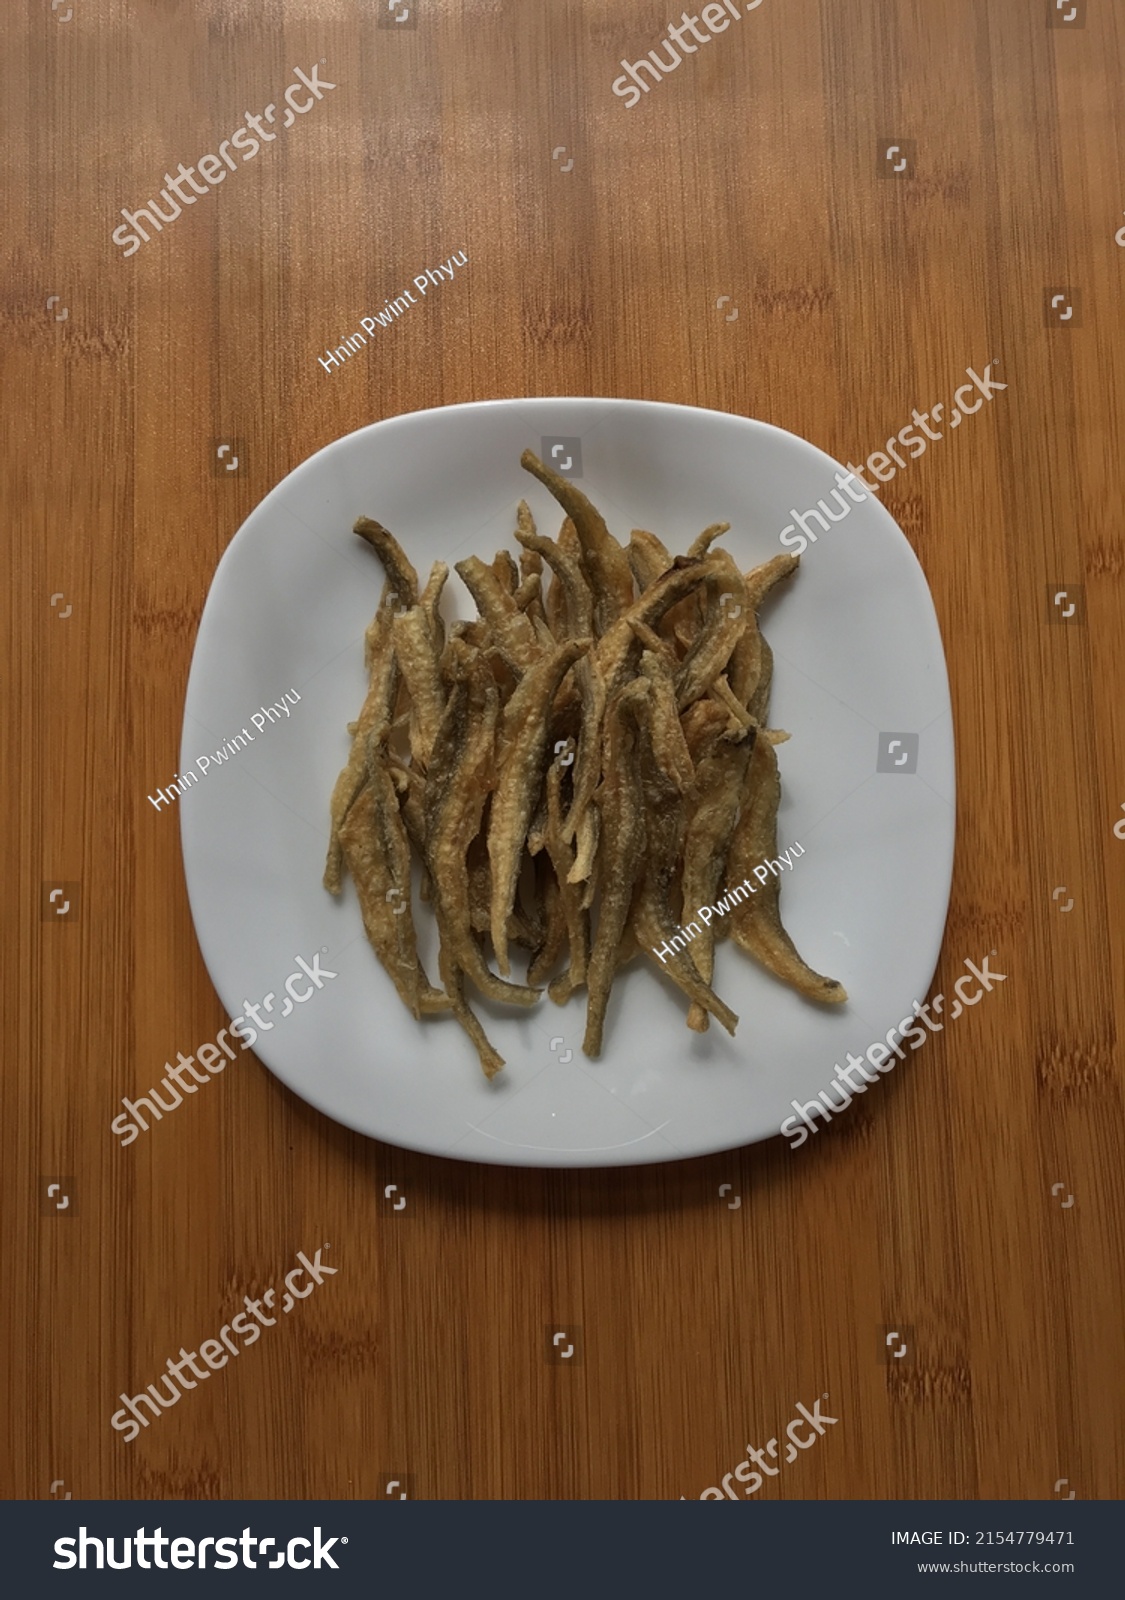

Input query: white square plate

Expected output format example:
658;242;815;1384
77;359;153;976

180;399;955;1166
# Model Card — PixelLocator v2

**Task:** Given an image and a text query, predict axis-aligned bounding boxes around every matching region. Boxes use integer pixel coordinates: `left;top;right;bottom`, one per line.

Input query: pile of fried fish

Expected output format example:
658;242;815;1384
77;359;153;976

324;449;846;1078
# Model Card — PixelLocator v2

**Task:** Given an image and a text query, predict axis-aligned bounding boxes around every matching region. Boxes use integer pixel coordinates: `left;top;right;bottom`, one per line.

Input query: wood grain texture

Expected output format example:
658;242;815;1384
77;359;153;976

3;0;1123;1501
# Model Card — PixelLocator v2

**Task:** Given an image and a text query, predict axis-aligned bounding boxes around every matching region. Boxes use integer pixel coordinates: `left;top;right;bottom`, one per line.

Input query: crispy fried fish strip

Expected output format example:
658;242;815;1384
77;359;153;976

680;698;732;763
627;529;672;591
629;527;705;652
515;505;543;577
543;757;589;1004
707;674;754;732
627;618;676;663
515;530;550;636
329;520;422;889
560;655;606;851
569;805;600;907
513;511;595;641
488;638;590;974
583;682;649;1058
674;554;748;711
355;517;419;612
508;512;601;842
681;725;757;1031
747;551;799;601
563;554;719;853
749;634;774;726
525;782;550;855
454;554;542;676
337;759;449;1018
513;571;542;612
686;521;731;558
363;579;394;678
592;554;722;700
491;548;519;594
425;648;541;1012
630;701;739;1038
527;865;567;986
438;952;506;1080
418;560;449;656
324;618;400;894
727;553;798;708
521;449;635;632
638;649;694;791
468;830;541;952
543;543;568;641
389;753;433;902
392;607;445;774
725;734;847;1003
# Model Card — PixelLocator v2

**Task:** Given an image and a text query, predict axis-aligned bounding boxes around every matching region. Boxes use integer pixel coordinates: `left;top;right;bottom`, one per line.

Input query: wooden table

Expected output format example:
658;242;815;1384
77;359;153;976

6;0;1123;1502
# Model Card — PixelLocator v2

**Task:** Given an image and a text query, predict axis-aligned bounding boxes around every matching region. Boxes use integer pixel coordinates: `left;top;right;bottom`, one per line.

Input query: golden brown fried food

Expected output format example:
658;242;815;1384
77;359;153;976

637;648;694;791
454;554;540;675
686;522;731;559
491;548;519;595
418;560;449;654
324;525;416;892
543;756;589;1005
488;638;590;975
674;554;748;711
725;733;847;1004
593;553;722;700
327;461;844;1077
337;747;450;1020
355;518;419;614
425;649;540;1010
681;724;757;1031
727;552;797;714
514;509;594;642
582;680;649;1058
391;606;445;774
631;689;739;1036
520;450;634;632
627;528;673;591
527;864;567;987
